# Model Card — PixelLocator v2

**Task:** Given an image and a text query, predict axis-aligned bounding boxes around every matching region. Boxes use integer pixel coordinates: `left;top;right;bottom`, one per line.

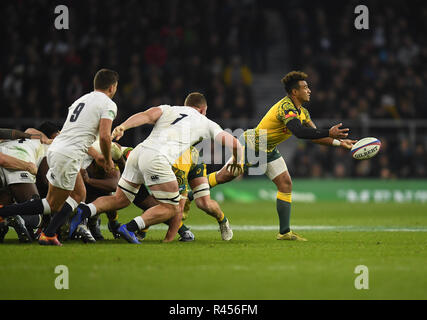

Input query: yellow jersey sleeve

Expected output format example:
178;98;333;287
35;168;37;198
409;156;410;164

277;99;300;126
300;107;311;125
253;96;313;152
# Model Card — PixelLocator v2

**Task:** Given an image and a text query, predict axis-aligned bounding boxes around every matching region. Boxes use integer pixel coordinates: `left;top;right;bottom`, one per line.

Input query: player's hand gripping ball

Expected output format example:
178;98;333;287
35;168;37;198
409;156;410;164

226;162;244;176
111;125;125;141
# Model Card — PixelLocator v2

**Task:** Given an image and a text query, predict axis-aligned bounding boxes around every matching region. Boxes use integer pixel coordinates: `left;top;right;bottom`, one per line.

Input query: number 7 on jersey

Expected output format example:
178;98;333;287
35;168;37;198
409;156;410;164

171;113;188;125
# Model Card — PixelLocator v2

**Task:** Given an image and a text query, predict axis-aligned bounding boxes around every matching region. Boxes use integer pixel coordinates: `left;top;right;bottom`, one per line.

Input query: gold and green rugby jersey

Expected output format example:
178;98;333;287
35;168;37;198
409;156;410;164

245;96;311;152
172;146;200;193
173;146;199;175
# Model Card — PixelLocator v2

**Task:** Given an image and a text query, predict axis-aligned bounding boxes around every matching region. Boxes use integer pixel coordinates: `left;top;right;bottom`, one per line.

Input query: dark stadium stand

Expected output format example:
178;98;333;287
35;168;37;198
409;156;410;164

1;0;426;178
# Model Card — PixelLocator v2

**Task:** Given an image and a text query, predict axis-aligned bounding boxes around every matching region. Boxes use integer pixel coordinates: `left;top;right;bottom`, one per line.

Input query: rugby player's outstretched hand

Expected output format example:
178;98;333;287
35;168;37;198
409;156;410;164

329;123;349;139
340;139;358;150
111;125;125;141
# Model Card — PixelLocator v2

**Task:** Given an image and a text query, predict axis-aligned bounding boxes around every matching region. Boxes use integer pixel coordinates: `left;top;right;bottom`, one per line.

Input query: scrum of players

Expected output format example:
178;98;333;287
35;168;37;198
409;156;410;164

0;69;239;245
0;69;354;246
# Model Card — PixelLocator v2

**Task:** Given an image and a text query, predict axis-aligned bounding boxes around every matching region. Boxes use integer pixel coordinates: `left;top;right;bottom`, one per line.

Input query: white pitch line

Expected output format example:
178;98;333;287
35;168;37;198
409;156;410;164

101;225;427;232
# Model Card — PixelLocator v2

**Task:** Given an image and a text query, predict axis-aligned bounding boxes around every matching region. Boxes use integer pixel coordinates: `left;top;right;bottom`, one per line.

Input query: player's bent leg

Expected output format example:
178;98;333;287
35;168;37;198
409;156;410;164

89;178;136;216
163;197;185;242
0;184;56;218
133;187;158;211
8;183;40;242
196;196;233;241
120;180;181;244
72;179;138;243
46;183;72;213
271;168;292;194
46;196;79;239
188;156;241;201
106;211;121;239
87;180;141;242
37;185;70;246
44;180;83;239
66;173;92;240
194;196;222;220
8;183;39;203
96;183;133;212
269;158;307;242
69;172;86;204
71;185;133;237
134;202;180;234
142;198;180;226
190;177;233;240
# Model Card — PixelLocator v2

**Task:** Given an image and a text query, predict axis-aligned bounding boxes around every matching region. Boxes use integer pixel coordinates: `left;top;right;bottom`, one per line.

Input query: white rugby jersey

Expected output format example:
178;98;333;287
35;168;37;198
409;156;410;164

140;105;223;163
49;91;117;158
0;138;48;167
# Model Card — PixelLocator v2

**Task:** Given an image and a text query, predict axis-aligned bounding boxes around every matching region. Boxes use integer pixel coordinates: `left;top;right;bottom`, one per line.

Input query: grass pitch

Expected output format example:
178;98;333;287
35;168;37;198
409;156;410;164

0;201;426;300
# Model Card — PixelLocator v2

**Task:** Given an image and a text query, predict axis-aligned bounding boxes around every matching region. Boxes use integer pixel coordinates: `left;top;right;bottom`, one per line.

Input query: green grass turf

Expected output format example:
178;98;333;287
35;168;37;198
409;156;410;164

0;202;426;300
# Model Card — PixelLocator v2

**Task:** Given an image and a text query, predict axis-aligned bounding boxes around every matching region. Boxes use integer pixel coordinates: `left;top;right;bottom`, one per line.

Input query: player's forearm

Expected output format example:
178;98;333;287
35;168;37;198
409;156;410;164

25;128;52;144
287;119;329;139
0;128;33;140
231;139;244;164
87;146;102;162
0;152;34;171
121;108;160;131
99;135;112;161
312;137;341;147
215;132;244;163
120;112;150;131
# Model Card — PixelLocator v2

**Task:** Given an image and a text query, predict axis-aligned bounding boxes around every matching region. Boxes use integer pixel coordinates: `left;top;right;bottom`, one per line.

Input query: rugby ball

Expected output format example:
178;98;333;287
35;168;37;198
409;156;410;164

92;139;122;161
351;137;381;160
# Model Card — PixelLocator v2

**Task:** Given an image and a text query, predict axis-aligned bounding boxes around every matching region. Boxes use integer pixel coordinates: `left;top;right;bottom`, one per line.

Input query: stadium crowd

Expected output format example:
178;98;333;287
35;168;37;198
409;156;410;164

282;0;427;178
1;0;263;123
1;0;426;179
283;0;427;120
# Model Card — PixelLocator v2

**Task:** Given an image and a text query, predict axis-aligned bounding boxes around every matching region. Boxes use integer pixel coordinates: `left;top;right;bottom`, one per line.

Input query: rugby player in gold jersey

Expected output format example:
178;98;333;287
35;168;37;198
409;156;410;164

200;71;357;241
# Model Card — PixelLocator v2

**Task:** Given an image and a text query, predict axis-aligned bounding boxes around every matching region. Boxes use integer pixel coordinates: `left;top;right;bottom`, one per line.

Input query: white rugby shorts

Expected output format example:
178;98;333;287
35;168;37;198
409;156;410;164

0;146;36;185
0;167;36;185
121;145;177;187
46;149;82;191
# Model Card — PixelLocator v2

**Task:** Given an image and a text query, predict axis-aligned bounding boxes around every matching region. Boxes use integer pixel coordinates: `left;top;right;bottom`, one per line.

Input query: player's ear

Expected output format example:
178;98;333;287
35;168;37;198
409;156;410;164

108;82;117;93
199;105;207;115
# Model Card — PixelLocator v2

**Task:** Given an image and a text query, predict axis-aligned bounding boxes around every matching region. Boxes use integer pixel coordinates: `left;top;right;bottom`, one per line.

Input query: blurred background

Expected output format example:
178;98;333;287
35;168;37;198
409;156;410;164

1;0;427;181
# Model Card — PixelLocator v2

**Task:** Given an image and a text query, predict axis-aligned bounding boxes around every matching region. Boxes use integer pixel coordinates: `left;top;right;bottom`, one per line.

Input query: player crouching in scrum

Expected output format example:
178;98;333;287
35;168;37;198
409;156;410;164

0;69;119;246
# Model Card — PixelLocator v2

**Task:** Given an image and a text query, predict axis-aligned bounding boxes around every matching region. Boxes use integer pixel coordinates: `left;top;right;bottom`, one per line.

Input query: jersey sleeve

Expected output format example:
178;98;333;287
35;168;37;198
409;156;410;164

301;107;312;124
206;119;223;140
157;104;171;112
100;99;117;121
277;100;299;126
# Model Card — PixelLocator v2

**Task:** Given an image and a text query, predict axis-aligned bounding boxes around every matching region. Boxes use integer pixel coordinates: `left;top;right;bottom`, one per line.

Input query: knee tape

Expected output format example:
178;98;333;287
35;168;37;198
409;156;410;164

192;183;210;200
151;190;181;206
118;178;140;202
